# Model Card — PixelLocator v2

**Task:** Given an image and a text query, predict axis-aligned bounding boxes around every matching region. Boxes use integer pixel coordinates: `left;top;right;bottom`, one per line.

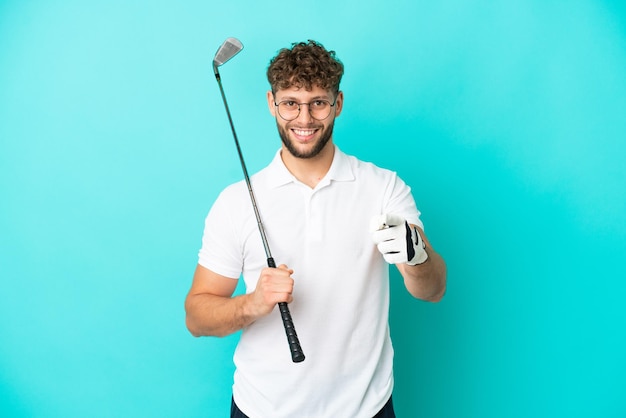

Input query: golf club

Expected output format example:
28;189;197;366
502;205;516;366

212;37;305;363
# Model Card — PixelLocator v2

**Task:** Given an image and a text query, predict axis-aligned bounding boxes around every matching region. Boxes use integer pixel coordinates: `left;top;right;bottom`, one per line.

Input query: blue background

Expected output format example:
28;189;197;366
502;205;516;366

1;1;625;417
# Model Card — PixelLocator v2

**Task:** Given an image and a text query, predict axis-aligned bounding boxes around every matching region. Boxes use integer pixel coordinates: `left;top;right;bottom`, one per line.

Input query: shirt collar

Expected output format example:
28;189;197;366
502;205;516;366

266;144;355;189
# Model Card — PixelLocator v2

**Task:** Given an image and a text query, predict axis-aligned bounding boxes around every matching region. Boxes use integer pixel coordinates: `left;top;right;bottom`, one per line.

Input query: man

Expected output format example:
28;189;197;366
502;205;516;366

185;40;446;418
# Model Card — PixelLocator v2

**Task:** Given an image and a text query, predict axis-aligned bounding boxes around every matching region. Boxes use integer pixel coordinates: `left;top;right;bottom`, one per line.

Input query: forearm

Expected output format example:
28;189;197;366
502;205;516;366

397;247;447;302
185;293;257;338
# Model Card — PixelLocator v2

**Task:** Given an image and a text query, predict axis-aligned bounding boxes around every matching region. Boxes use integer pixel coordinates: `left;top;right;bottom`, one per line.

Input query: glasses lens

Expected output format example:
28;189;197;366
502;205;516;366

310;100;331;120
278;101;299;120
277;100;333;120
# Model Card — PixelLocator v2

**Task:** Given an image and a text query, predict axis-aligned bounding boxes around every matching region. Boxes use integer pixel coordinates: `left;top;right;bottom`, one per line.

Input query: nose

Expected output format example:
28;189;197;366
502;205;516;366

295;103;313;123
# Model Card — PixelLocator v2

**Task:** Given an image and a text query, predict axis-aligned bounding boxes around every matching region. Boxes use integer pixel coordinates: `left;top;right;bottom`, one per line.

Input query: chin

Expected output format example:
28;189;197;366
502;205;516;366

278;121;334;160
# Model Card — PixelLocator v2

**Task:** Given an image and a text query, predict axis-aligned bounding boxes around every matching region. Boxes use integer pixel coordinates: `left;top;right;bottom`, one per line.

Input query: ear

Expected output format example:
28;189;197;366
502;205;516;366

267;91;277;117
334;91;344;117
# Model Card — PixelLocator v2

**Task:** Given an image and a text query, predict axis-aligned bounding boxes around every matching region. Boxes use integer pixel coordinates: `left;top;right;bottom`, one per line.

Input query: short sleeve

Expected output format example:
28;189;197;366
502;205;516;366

197;187;244;279
384;173;424;230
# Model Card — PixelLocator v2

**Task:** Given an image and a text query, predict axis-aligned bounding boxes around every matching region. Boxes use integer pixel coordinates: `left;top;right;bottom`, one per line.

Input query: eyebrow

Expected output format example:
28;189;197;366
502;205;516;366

277;95;331;101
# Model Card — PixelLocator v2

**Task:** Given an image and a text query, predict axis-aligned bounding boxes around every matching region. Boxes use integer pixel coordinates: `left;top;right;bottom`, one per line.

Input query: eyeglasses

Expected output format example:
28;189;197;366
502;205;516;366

274;98;337;121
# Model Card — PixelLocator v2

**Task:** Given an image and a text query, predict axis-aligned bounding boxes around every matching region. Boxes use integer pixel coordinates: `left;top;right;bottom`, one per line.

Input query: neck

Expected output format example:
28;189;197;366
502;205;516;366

281;142;335;188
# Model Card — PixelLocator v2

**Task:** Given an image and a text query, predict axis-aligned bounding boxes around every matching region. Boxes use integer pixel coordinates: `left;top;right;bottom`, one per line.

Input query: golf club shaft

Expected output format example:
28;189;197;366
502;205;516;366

215;71;305;363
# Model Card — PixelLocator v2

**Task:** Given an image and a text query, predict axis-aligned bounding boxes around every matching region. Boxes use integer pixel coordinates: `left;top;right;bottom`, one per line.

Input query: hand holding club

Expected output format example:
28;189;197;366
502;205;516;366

250;265;295;317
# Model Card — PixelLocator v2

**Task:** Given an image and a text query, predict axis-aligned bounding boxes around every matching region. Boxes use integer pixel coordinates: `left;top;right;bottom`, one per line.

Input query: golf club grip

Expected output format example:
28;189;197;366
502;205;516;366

267;257;305;363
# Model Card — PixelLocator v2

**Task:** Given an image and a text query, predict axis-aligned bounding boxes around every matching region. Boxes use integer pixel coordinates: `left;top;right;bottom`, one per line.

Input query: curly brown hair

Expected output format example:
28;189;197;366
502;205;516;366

267;40;344;94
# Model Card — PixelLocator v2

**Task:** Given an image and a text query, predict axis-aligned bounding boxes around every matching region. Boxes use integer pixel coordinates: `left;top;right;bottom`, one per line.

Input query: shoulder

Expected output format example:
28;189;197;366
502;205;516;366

339;150;399;183
217;154;278;199
337;149;414;205
217;179;248;201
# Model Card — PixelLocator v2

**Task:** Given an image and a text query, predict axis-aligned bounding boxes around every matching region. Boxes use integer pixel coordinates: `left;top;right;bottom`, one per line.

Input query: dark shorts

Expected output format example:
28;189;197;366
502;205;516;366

231;395;396;418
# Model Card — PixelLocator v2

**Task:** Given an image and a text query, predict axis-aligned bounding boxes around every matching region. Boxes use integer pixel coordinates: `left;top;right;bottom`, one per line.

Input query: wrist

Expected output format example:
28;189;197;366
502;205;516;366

407;248;429;265
239;293;262;324
406;224;428;265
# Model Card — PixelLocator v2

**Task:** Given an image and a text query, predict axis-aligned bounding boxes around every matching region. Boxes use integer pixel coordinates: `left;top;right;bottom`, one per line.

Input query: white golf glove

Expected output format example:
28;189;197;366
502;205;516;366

370;213;428;266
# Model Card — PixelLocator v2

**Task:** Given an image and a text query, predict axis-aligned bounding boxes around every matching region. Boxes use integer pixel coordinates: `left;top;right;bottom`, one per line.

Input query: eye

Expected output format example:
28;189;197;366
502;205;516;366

281;100;298;109
311;100;328;109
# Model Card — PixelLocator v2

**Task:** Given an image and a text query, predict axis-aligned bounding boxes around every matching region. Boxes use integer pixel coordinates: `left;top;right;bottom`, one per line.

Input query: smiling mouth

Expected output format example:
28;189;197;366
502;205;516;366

291;128;318;139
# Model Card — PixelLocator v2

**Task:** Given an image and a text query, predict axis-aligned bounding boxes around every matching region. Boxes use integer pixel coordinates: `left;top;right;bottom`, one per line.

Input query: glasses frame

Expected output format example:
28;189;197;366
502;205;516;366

273;97;338;121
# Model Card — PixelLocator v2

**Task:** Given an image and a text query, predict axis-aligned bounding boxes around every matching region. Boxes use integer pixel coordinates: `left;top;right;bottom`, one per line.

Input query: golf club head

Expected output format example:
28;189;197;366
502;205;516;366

213;37;243;74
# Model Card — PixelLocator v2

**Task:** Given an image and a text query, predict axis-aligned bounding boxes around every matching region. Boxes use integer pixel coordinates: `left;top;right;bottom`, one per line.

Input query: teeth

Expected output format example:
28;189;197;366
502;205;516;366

293;129;315;136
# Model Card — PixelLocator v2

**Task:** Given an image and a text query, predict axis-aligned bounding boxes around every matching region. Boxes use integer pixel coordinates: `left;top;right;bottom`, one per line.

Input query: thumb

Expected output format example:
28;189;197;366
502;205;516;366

276;264;294;274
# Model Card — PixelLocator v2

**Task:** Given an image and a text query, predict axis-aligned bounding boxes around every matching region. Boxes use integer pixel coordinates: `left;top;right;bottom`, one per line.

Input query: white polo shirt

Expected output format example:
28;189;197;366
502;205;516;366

198;145;422;418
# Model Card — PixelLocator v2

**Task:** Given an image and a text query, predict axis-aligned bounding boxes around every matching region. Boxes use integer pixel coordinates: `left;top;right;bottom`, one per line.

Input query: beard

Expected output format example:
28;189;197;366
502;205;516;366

277;119;335;159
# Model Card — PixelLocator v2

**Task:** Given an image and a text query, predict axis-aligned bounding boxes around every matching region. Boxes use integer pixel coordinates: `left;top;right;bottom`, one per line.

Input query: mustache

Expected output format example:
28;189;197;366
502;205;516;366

286;121;322;129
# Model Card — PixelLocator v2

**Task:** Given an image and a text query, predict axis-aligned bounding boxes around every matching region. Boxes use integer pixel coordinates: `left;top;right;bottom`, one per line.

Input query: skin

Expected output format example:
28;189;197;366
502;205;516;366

269;86;344;188
185;85;446;338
